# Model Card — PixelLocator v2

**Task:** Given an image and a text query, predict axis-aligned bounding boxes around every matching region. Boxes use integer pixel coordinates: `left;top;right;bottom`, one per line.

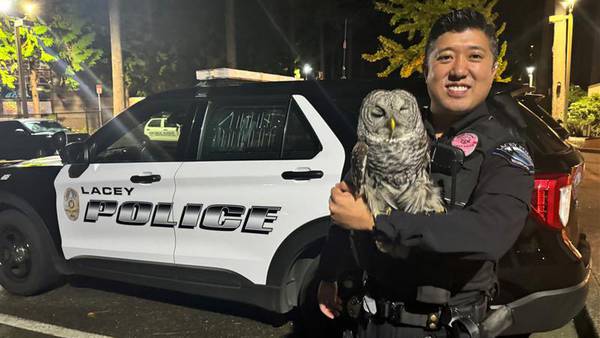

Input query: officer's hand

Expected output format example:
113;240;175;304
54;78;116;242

317;280;342;319
329;182;374;231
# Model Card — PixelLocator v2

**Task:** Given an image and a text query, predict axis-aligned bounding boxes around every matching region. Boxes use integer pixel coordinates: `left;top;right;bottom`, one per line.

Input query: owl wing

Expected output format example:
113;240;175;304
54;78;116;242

351;141;368;196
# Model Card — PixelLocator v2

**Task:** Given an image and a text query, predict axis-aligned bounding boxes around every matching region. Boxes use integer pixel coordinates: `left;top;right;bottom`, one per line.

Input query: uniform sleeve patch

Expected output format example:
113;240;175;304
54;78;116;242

492;143;534;174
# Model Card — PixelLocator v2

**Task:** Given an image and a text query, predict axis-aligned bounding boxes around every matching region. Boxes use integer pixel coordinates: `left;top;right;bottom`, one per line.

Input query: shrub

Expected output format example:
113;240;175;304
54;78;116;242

567;94;600;136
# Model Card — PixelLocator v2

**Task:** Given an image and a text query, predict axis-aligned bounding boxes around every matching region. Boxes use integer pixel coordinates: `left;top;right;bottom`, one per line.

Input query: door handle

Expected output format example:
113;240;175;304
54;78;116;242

281;170;323;180
130;174;161;184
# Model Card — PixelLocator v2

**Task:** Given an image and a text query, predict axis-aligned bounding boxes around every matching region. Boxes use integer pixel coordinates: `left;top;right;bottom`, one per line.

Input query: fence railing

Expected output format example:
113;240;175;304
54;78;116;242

0;109;114;135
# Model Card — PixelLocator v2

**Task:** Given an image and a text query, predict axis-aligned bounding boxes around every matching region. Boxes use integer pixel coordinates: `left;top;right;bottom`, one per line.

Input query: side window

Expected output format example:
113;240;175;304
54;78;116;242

199;104;286;160
282;100;322;159
93;102;191;163
147;119;162;128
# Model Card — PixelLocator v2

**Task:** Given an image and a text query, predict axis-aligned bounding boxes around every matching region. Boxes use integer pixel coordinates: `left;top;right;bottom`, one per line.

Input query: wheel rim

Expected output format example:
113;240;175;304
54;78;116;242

0;227;32;280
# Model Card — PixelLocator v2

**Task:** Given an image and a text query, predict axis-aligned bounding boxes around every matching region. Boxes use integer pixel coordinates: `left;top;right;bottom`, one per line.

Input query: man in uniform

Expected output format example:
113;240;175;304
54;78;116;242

317;9;534;337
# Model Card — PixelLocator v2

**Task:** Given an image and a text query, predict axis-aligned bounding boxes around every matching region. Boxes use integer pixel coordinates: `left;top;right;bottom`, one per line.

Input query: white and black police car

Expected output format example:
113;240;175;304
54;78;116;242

0;79;591;336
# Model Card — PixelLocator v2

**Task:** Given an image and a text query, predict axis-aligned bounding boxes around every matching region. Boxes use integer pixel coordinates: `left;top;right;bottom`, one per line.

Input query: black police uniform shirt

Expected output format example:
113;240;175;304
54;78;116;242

317;101;534;304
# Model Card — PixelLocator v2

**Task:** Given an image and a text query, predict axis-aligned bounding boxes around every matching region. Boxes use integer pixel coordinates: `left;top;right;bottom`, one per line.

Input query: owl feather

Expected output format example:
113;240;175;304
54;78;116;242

350;89;445;257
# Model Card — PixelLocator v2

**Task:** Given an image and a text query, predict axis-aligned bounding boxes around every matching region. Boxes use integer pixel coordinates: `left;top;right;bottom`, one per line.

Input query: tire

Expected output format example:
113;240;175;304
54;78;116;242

0;209;61;295
296;259;345;337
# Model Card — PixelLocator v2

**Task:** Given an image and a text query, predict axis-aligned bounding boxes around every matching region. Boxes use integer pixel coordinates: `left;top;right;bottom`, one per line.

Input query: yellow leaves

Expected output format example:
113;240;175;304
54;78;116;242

362;0;510;80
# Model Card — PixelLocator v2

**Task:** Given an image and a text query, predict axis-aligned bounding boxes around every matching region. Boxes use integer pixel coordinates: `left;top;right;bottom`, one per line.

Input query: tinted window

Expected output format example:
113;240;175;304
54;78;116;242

283;100;322;159
517;103;570;154
147;119;161;128
199;104;286;160
23;120;66;133
93;102;191;163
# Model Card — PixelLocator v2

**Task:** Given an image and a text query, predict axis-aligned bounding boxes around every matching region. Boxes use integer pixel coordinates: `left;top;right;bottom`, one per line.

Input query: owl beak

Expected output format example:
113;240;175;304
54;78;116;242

388;117;396;140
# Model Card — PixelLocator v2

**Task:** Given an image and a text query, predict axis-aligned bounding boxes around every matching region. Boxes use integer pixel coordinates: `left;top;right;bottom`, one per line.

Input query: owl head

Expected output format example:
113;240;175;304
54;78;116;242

357;89;423;142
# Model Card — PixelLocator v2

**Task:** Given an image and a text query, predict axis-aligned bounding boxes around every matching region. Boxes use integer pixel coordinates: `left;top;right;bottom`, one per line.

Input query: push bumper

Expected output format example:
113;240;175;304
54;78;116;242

498;235;592;335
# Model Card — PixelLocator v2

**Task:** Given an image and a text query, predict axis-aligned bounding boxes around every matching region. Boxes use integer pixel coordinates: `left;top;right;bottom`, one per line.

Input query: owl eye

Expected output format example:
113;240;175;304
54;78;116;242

371;108;385;118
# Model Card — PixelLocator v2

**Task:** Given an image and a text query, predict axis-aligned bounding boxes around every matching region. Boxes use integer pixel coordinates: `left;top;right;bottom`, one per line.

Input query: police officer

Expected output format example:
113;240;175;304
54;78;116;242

317;9;534;338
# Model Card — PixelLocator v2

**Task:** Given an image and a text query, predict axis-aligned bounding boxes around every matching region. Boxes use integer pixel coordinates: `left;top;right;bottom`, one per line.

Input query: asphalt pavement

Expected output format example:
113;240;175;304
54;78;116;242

574;145;600;338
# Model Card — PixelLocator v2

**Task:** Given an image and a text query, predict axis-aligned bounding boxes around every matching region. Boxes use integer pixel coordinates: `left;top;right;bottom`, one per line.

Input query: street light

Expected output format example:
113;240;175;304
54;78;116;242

22;1;38;16
564;0;576;12
302;64;313;80
526;66;535;88
0;0;13;13
0;0;34;117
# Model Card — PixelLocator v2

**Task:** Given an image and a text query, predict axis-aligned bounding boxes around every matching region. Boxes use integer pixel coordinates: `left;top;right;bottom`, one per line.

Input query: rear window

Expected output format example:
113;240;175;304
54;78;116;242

517;102;570;154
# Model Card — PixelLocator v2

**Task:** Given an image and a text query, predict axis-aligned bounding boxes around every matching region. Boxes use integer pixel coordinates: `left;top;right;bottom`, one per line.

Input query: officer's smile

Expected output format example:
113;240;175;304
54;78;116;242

445;83;471;97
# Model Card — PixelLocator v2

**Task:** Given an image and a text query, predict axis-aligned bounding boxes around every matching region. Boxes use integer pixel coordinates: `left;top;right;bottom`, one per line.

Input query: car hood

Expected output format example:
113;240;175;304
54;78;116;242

4;155;63;168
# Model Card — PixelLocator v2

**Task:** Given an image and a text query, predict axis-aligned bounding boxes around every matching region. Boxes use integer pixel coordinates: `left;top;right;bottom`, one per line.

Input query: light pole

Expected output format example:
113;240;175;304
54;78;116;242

1;0;37;117
549;0;577;122
14;18;28;117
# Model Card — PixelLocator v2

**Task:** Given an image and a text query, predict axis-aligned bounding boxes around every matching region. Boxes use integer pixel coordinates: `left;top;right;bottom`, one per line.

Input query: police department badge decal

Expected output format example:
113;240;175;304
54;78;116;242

64;188;80;221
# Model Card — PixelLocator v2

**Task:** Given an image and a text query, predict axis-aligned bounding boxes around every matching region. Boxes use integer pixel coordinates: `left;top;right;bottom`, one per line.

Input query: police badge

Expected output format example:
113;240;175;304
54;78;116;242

64;188;80;221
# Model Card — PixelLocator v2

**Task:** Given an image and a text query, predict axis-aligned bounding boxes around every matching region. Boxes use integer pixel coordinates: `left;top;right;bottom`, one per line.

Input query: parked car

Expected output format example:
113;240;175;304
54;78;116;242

144;116;181;141
1;90;51;101
0;80;590;337
0;119;87;160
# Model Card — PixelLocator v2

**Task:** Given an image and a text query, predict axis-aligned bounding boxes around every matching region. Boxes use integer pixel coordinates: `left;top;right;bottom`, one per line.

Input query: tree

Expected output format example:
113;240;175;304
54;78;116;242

362;0;509;80
0;1;103;113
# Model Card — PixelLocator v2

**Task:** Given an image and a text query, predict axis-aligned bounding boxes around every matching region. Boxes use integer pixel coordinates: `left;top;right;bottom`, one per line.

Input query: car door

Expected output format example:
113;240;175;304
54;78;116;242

171;94;344;284
54;99;197;264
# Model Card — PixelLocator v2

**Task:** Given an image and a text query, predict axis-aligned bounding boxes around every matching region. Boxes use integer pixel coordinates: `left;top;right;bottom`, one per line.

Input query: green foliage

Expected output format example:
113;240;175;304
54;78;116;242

124;49;179;97
362;0;509;80
0;3;103;92
568;84;586;106
567;94;600;137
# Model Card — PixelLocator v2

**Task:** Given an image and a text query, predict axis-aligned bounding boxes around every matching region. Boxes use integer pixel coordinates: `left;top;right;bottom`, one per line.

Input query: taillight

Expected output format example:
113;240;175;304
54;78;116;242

531;173;572;229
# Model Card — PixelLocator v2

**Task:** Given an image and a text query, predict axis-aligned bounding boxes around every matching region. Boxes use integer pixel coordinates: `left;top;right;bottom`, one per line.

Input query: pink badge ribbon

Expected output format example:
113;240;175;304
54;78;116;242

451;133;478;156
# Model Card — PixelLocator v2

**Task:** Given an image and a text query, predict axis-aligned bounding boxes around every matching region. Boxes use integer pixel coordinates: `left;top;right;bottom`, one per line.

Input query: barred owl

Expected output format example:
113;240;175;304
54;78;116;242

351;89;445;256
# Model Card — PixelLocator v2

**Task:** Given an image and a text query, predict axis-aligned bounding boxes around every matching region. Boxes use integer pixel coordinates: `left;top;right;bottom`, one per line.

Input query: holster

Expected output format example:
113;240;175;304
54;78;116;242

450;304;513;338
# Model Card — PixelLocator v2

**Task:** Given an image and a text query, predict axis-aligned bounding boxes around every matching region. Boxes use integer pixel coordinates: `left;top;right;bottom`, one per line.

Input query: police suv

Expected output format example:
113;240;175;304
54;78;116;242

0;80;590;336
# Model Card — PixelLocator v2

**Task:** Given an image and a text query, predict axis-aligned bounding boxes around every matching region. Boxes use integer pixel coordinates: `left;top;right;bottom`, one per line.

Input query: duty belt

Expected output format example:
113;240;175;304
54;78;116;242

363;297;488;331
374;300;443;330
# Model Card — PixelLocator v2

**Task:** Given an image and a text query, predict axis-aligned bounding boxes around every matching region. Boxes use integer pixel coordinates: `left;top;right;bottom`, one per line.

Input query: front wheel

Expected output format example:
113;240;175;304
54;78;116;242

0;210;61;295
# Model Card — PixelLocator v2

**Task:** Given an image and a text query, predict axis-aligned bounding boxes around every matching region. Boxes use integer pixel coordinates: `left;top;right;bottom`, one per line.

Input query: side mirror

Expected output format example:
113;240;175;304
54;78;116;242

14;128;27;137
51;131;67;152
60;141;89;164
61;142;90;178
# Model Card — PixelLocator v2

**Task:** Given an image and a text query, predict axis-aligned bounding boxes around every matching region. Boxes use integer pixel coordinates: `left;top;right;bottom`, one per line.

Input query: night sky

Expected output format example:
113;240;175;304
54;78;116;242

44;0;600;96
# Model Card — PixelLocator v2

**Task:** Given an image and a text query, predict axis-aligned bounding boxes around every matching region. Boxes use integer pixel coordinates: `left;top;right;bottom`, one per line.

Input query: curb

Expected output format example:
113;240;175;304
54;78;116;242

575;271;600;338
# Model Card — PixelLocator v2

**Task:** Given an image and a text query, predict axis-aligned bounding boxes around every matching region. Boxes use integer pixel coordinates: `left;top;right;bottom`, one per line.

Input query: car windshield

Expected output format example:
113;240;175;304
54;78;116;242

23;120;66;133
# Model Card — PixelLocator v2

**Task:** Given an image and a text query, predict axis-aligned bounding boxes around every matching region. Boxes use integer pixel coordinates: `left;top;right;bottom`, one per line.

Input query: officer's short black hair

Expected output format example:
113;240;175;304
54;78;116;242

425;8;498;63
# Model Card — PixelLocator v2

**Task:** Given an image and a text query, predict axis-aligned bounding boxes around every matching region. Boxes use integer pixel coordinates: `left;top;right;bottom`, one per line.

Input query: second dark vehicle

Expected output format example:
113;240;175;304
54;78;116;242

0;118;87;160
